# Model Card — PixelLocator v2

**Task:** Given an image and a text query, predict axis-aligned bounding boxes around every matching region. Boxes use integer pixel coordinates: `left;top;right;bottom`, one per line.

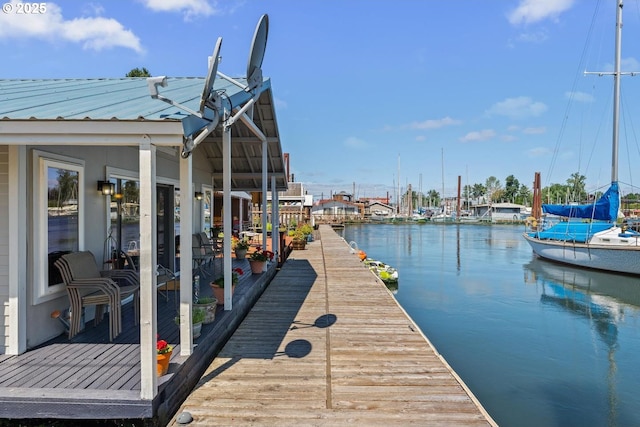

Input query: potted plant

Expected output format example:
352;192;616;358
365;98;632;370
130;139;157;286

289;229;306;250
193;296;217;324
210;268;244;304
249;246;274;274
174;307;206;339
299;223;314;242
156;334;173;377
232;237;250;259
192;308;205;338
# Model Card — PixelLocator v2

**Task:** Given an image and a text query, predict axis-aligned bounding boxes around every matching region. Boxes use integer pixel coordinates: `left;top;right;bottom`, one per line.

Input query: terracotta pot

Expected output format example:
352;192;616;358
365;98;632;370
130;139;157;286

157;350;172;377
249;260;266;274
210;283;236;305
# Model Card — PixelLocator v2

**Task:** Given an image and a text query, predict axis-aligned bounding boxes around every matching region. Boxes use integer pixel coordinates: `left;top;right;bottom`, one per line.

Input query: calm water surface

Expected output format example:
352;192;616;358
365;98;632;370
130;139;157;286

342;223;640;427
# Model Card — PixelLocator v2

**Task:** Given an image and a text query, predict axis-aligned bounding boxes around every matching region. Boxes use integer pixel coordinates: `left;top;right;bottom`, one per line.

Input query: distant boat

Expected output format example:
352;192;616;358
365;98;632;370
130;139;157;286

523;0;640;276
363;258;398;283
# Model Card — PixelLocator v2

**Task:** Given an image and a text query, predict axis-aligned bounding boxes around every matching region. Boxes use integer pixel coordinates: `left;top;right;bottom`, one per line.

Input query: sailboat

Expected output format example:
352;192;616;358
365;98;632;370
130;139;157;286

523;0;640;275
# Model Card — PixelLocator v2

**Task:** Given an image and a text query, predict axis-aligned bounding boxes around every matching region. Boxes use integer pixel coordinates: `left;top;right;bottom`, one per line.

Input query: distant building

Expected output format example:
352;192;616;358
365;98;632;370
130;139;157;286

472;203;527;222
311;199;360;223
367;201;394;218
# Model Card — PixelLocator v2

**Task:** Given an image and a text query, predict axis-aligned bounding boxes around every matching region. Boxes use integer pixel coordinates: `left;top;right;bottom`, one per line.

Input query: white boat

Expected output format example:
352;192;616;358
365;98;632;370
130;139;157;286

363;258;398;283
523;0;640;275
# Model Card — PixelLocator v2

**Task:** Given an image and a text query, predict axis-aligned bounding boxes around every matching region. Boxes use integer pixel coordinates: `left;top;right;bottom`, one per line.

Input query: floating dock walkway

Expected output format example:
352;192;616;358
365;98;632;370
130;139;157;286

170;225;497;426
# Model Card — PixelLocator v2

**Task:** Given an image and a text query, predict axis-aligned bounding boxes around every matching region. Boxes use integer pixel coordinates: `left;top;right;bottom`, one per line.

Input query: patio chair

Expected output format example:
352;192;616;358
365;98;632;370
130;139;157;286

198;232;222;258
192;233;215;278
54;251;140;341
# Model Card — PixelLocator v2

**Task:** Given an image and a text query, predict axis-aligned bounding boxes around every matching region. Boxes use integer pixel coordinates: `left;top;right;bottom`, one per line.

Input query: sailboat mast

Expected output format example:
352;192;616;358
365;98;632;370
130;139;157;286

441;148;445;212
611;0;623;183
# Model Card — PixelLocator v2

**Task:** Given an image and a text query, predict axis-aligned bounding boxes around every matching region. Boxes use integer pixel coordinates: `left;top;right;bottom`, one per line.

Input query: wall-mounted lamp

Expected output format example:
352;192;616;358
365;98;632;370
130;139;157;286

97;180;115;196
194;191;204;200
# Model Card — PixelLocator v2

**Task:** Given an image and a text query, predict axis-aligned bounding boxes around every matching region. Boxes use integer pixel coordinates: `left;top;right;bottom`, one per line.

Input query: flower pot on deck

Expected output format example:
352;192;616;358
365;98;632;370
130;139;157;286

249;259;266;274
291;239;306;250
210;283;236;305
235;248;247;259
157;350;172;377
194;297;218;324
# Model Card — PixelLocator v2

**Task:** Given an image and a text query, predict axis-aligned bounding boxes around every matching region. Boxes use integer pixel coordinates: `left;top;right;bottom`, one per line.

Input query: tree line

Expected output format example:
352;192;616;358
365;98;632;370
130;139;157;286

403;172;640;210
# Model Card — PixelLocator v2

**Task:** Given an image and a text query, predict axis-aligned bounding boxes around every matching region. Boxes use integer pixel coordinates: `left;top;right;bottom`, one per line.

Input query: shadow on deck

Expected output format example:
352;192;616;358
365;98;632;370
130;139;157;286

0;256;279;425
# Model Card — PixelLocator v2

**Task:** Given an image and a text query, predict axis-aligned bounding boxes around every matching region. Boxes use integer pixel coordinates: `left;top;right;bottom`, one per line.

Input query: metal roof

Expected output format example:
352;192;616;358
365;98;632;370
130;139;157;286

0;77;287;191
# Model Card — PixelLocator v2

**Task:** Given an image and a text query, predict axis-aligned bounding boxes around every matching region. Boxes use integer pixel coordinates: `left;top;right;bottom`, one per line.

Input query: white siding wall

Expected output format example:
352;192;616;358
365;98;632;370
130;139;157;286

25;145;197;349
0;143;206;350
0;146;8;353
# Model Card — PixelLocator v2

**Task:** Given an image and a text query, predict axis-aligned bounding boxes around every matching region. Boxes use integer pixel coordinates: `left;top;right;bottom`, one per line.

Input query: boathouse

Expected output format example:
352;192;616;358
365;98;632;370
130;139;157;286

0;73;287;420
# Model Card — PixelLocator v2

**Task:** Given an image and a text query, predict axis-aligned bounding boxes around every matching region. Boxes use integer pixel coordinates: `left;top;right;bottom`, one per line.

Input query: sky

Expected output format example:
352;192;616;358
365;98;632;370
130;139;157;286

2;0;640;202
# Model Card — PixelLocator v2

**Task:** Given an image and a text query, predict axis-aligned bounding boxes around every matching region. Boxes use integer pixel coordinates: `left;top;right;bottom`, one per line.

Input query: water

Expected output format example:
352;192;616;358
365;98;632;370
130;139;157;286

342;223;640;427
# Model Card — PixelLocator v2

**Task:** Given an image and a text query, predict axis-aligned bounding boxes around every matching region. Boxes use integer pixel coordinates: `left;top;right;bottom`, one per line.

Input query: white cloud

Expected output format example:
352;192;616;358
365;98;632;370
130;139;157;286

459;129;496;142
522;127;546;135
139;0;218;20
0;1;143;52
601;57;640;73
507;0;575;26
344;136;366;149
566;91;595;103
527;147;552;157
408;116;462;130
514;30;549;44
486;97;547;119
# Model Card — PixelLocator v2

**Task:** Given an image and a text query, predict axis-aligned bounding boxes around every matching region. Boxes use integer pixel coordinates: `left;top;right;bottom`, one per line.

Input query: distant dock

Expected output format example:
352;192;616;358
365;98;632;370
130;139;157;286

170;225;497;426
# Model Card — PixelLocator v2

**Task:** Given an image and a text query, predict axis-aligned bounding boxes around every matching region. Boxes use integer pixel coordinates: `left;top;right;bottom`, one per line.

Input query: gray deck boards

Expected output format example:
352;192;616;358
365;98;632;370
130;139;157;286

0;256;277;420
169;225;498;426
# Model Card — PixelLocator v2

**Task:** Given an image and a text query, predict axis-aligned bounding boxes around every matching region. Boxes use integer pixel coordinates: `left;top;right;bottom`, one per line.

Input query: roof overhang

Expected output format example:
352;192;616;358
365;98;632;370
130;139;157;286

0;77;287;192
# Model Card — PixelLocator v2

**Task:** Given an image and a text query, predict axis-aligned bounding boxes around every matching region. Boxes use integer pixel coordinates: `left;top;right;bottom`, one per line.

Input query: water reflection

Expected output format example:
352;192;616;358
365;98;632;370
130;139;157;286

384;280;398;294
524;257;640;309
523;258;640;427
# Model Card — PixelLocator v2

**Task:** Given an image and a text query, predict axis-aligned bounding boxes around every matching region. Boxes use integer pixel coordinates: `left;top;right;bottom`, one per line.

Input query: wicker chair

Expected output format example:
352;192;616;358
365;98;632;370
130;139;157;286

54;251;140;341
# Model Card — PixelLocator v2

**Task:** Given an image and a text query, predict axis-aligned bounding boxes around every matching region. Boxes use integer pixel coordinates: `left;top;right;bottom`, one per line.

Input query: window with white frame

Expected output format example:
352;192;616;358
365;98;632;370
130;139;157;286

33;151;84;303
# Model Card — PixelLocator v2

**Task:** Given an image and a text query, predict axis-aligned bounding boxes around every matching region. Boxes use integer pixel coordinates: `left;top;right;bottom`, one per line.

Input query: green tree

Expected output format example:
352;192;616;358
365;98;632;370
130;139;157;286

517;184;532;205
472;183;486;200
543;183;569;204
492;188;505;202
485;176;502;202
126;67;151;77
122;181;139;204
426;189;440;207
50;169;78;208
503;175;520;203
566;172;587;202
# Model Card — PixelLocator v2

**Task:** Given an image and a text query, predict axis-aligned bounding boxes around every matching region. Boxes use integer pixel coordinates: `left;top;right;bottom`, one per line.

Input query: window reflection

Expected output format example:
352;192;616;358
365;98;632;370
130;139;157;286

47;167;79;286
110;179;140;256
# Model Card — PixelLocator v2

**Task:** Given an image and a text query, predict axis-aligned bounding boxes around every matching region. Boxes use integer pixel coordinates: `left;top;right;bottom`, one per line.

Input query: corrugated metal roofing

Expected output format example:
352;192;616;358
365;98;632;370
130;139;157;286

0;77;252;121
0;77;287;191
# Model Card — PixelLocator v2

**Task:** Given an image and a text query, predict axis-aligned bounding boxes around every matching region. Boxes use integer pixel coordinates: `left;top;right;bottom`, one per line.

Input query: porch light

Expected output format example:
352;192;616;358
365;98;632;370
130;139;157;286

194;192;204;200
97;180;115;196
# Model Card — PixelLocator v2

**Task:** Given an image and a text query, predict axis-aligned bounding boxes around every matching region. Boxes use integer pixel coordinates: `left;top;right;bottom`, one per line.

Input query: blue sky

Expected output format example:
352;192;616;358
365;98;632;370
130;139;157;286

2;0;640;201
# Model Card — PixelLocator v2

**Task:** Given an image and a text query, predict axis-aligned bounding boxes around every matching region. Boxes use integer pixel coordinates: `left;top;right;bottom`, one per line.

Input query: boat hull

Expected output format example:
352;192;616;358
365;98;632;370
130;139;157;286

523;232;640;275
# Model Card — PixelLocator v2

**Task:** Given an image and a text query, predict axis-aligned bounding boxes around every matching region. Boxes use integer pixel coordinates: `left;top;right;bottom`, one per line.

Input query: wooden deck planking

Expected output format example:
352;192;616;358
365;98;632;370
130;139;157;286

169;225;497;426
0;256;278;420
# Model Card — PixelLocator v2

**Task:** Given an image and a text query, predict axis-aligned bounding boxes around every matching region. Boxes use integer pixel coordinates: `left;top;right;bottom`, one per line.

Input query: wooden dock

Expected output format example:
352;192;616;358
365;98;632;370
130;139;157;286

169;225;497;426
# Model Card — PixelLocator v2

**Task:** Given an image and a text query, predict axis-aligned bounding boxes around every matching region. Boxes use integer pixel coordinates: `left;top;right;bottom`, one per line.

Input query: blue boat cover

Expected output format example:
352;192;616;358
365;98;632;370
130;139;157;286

530;221;613;243
542;182;619;221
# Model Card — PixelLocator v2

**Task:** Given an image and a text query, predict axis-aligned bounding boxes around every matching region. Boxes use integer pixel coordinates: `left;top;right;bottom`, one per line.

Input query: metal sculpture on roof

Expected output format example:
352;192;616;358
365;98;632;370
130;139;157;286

147;14;269;158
